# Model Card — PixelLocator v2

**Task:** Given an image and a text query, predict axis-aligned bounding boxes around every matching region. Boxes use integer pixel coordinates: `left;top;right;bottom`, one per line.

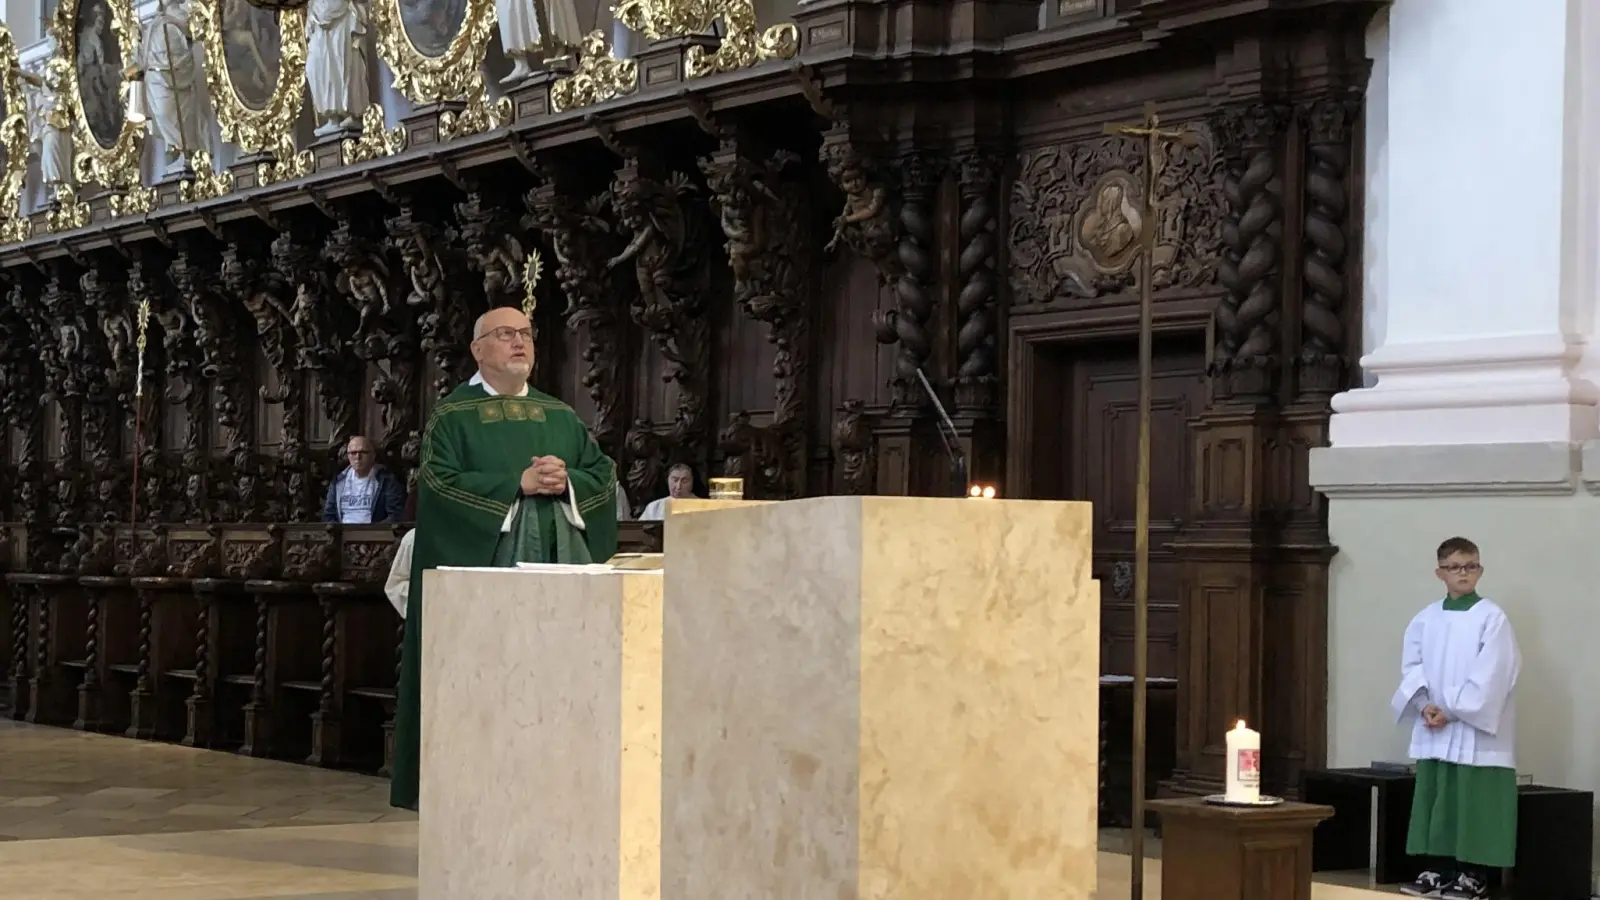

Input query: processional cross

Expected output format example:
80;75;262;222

1103;103;1197;900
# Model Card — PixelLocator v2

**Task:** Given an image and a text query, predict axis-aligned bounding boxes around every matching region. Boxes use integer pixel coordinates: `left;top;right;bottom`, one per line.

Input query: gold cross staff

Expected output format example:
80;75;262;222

1102;102;1197;900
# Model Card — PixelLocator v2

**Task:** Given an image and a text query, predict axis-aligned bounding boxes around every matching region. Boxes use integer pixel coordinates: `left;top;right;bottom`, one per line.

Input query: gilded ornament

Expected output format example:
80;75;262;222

549;30;636;112
521;246;542;318
56;0;147;193
190;0;312;186
0;24;31;244
371;0;501;140
107;184;156;217
438;92;510;140
178;149;233;202
612;0;797;78
340;103;406;165
46;182;92;231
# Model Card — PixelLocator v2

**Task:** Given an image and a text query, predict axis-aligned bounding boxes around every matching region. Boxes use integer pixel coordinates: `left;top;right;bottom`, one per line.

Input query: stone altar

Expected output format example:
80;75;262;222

661;496;1099;900
418;566;663;900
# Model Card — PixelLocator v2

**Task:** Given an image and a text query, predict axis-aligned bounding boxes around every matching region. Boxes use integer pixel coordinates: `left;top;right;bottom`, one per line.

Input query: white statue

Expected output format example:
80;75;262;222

138;0;208;175
308;0;370;135
18;58;75;199
498;0;583;84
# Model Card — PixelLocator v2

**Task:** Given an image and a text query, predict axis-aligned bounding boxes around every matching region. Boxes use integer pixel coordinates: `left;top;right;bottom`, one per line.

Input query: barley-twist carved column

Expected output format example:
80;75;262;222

1297;95;1359;399
1211;102;1288;402
954;150;1001;415
874;152;941;408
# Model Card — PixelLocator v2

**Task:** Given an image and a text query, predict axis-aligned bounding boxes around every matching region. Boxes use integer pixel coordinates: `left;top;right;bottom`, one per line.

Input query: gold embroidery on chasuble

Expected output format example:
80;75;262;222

479;402;505;424
505;400;527;421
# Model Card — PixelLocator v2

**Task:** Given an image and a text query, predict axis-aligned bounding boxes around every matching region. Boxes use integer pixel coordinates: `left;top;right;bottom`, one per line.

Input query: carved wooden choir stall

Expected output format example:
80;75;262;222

0;0;1372;793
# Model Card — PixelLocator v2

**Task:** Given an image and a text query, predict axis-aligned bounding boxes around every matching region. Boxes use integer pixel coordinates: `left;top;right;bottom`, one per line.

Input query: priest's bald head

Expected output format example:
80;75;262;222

471;307;534;394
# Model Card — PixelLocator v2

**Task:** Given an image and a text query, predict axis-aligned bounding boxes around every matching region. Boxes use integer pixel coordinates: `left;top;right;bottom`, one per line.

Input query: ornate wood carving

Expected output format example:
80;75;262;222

608;159;713;472
525;165;629;459
953;150;1001;415
38;265;84;533
316;215;375;474
1008;132;1225;308
152;266;202;524
174;240;255;523
124;253;167;524
455;182;526;311
701;137;812;498
1297;94;1359;399
831;400;878;495
387;203;468;401
79;261;125;523
623;420;664;517
0;276;42;527
1210;102;1289;402
873;151;941;407
819;125;901;278
373;203;430;486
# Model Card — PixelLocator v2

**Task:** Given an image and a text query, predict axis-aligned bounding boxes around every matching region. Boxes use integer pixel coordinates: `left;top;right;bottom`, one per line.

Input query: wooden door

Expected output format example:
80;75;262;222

1045;336;1207;680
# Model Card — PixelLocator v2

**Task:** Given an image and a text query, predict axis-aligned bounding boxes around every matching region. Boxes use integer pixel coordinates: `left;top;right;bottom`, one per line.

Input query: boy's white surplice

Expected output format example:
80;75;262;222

1391;597;1521;768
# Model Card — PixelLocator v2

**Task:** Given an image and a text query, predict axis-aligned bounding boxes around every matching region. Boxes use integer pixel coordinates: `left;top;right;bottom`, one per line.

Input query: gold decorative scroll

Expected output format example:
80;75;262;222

0;24;31;243
340;104;406;165
190;0;312;186
56;0;146;194
549;30;637;113
612;0;797;78
178;148;232;201
371;0;508;140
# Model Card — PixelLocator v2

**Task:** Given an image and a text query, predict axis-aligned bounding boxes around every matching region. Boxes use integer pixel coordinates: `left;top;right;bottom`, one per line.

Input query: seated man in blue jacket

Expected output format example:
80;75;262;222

322;435;407;524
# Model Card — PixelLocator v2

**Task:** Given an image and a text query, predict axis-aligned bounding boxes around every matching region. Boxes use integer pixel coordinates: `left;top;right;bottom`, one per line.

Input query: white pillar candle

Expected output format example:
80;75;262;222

1224;719;1261;804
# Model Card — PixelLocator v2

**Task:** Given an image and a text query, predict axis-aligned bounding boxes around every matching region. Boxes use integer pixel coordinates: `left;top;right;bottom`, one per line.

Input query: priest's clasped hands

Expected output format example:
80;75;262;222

520;456;568;496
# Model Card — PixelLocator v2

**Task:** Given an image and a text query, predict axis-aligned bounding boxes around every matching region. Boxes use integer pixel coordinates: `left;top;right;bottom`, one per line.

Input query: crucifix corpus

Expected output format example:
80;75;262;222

1102;102;1198;900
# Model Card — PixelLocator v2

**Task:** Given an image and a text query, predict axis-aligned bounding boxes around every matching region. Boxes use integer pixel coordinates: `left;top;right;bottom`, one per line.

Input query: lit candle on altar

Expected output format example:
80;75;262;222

1224;719;1260;804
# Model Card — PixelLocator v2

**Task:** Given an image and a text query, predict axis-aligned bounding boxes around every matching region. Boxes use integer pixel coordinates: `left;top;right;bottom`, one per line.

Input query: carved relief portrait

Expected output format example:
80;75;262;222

1075;172;1143;274
73;0;124;148
1008;130;1227;306
399;0;467;56
221;0;282;110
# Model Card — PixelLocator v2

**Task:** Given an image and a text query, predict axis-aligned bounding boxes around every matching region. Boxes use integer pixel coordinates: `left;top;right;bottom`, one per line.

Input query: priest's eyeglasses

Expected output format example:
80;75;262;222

478;326;534;343
1439;563;1481;574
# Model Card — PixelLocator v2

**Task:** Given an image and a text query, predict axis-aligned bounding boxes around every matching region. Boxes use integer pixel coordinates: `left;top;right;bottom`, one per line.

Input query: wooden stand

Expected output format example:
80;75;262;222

1148;797;1333;900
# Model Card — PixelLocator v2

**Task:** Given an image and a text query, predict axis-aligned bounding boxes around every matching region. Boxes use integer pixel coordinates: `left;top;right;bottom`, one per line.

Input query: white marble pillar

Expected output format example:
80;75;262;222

1320;0;1600;456
1317;2;1600;873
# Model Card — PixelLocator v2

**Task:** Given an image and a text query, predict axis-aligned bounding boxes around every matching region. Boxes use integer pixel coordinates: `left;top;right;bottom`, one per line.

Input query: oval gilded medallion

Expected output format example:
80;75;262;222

220;0;282;110
73;0;125;149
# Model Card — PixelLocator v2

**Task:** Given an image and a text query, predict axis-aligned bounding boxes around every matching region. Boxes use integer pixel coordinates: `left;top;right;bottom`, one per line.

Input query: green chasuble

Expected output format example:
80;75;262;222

1404;591;1519;868
389;383;618;810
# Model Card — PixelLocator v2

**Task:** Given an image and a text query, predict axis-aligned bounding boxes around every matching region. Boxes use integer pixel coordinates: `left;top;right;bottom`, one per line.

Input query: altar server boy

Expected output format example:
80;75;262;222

1394;537;1521;900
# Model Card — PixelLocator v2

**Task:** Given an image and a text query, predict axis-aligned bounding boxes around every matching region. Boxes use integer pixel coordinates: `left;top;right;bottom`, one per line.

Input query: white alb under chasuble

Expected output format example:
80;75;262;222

1391;597;1521;768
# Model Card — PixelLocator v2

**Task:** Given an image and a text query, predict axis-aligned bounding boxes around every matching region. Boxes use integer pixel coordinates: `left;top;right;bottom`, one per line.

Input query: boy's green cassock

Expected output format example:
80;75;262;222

389;383;618;810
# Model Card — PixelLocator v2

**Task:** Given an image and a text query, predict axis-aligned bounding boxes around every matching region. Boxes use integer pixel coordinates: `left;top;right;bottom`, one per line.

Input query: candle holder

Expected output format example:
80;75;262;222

708;477;743;500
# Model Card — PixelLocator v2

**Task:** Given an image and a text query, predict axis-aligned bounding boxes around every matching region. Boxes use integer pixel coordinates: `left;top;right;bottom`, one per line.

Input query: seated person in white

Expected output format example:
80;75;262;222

639;463;696;521
384;529;415;618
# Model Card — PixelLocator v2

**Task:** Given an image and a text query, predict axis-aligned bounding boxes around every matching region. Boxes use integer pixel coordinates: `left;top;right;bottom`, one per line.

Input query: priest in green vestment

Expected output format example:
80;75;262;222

389;306;619;810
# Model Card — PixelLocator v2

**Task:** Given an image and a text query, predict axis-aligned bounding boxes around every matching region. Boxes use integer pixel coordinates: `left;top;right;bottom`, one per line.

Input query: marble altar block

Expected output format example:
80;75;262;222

418;567;663;900
661;496;1099;900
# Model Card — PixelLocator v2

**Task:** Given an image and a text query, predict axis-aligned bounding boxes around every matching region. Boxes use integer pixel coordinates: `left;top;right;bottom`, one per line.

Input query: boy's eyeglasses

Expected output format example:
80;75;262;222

1439;564;1481;574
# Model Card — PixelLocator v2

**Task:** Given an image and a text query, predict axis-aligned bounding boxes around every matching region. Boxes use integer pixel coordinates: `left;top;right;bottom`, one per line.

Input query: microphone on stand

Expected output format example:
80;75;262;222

914;368;968;498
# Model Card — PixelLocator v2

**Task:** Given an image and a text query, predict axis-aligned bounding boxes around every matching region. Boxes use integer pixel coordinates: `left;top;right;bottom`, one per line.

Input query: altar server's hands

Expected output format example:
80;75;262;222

1422;704;1449;729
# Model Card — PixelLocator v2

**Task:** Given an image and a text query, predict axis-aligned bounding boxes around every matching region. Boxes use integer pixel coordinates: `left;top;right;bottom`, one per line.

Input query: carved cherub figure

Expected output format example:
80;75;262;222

607;173;700;322
395;226;447;311
290;283;323;368
100;307;134;385
335;254;391;337
825;156;892;258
